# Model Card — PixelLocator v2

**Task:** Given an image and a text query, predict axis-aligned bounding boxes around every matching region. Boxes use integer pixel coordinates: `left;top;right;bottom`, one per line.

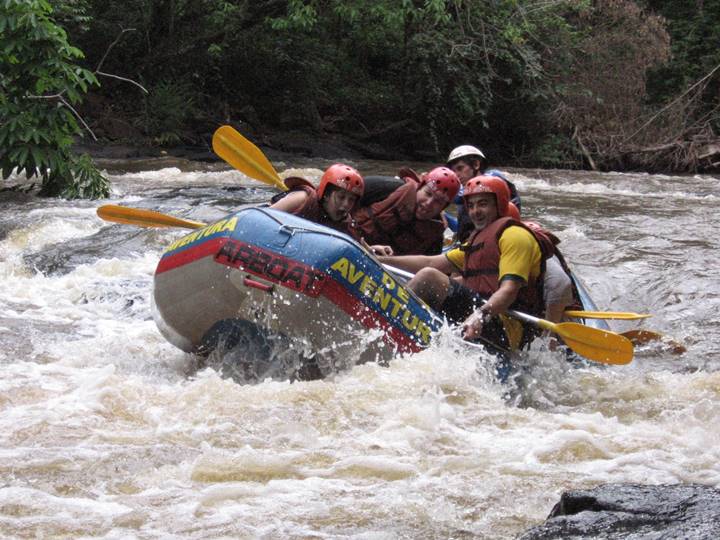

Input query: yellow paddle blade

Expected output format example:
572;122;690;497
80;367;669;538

212;125;287;191
564;310;652;320
621;330;687;355
97;205;206;230
536;319;634;365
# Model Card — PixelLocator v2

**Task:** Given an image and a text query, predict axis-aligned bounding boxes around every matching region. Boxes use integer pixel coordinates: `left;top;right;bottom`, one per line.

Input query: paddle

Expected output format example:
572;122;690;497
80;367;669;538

212;125;288;192
620;329;686;355
96;205;206;229
507;309;633;364
381;264;634;365
564;310;651;320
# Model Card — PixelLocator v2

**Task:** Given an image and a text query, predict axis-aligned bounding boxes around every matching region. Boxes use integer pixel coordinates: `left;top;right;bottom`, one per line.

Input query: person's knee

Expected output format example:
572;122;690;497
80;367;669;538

408;268;449;306
415;266;444;282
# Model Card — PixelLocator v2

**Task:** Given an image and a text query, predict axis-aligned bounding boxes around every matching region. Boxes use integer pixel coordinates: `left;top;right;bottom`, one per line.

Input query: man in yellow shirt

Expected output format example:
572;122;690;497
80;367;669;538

376;176;547;352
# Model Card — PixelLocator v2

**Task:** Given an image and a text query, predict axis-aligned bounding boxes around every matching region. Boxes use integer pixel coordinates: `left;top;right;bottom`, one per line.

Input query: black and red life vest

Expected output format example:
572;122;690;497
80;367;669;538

460;217;555;315
350;178;444;255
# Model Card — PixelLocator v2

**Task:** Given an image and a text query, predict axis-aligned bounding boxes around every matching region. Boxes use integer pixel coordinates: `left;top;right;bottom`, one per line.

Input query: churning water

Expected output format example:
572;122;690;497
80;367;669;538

1;156;719;539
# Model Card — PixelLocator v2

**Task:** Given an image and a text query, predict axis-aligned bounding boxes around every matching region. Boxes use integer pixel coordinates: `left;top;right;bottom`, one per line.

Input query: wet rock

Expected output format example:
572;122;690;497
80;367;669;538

23;225;160;276
520;483;720;540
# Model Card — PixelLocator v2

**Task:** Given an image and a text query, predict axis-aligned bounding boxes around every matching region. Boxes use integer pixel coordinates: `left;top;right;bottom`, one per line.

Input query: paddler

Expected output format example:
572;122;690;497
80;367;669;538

376;175;554;357
269;163;364;234
446;145;521;242
349;166;460;255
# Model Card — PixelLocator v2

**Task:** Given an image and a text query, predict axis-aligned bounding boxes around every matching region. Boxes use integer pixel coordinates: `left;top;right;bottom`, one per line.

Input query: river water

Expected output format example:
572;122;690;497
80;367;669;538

1;156;719;539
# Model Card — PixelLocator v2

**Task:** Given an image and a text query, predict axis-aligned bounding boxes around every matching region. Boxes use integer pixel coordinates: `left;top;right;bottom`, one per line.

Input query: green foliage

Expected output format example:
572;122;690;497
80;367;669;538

528;134;581;169
259;0;595;156
10;0;709;172
143;80;197;146
39;152;110;198
0;0;109;198
269;0;317;31
51;0;93;32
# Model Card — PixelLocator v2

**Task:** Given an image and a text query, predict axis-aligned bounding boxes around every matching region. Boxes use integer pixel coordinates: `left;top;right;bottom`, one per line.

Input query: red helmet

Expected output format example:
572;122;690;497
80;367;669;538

507;201;521;220
463;175;510;217
317;164;364;200
420;167;460;204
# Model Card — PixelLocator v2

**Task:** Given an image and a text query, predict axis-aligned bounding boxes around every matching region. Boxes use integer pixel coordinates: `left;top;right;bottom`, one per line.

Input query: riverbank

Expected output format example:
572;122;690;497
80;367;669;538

74;94;720;174
73;120;420;166
73;126;720;176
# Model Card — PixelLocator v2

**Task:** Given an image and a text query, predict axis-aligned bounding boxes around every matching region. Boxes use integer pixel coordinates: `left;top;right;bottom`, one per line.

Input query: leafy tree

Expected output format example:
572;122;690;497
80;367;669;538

264;0;592;159
644;0;720;102
0;0;109;198
20;0;708;172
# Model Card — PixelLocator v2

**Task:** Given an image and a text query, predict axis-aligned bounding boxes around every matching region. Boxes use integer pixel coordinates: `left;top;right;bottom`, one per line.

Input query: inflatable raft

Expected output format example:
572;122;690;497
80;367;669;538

152;207;442;378
152;207;608;380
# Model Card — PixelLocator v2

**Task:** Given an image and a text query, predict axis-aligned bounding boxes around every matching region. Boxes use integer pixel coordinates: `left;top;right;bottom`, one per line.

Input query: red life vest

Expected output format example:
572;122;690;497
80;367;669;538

272;185;352;234
461;217;555;315
350;178;444;255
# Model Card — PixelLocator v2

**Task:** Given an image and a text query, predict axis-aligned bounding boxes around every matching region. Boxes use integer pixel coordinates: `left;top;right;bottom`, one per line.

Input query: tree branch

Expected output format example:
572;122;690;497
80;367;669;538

96;71;148;94
96;28;136;73
58;96;97;141
624;62;720;143
573;126;597;170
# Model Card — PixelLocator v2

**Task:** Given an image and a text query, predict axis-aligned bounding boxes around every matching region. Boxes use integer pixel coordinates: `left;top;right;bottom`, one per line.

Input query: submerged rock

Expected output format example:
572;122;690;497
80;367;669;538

520;483;720;539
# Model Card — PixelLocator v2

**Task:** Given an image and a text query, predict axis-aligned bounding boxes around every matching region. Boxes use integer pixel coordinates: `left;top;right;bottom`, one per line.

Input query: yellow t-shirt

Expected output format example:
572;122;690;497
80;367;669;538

445;225;541;284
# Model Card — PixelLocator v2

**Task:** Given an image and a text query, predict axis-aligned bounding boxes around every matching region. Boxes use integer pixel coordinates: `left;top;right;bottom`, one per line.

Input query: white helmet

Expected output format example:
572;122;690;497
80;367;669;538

447;145;486;164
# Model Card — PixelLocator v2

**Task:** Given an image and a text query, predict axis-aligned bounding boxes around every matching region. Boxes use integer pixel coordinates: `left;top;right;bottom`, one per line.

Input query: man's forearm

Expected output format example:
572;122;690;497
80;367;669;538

377;254;435;274
482;279;521;316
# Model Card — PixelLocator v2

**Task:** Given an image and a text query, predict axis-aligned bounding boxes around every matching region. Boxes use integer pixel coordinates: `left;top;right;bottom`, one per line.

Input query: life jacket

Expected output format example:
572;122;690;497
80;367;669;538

359;175;405;206
270;185;352;234
350;178;445;255
460;217;555;316
359;166;423;206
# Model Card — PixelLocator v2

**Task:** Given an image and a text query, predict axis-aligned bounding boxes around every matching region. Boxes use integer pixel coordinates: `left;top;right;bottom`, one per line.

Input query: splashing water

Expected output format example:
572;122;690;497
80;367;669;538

1;161;719;538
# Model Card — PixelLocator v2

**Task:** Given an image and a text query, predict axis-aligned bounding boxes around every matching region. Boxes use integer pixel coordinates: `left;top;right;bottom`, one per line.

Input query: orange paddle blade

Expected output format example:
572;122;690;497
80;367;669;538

97;205;206;230
212;125;287;191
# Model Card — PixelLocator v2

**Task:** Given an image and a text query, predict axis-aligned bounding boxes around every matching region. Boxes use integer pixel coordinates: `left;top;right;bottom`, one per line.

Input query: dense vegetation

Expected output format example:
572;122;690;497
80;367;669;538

2;0;718;197
1;0;108;197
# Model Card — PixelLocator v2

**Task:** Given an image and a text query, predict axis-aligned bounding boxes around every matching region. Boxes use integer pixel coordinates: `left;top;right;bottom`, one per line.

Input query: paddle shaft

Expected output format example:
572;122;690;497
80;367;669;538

564;310;651;320
97;205;206;229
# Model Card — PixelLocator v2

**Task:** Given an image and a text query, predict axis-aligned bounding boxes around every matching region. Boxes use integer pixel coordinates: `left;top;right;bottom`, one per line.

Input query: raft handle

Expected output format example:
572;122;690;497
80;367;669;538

243;276;274;294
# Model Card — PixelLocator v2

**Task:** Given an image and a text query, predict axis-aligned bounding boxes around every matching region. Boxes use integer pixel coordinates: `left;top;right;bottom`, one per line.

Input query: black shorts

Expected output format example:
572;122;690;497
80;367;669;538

439;280;485;324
